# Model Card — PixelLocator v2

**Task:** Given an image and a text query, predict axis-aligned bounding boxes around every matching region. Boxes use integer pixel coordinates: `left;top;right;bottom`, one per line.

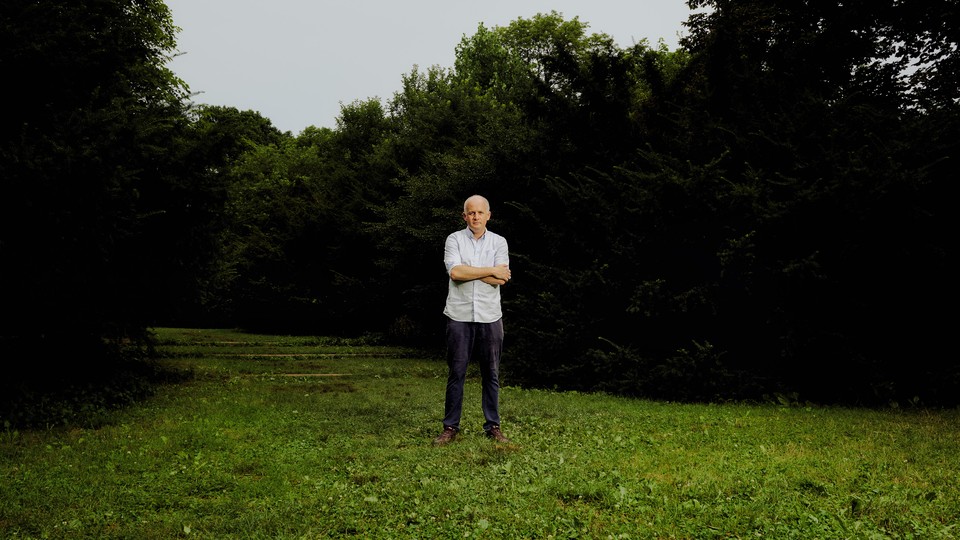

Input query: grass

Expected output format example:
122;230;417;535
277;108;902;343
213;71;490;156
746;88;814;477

1;328;958;539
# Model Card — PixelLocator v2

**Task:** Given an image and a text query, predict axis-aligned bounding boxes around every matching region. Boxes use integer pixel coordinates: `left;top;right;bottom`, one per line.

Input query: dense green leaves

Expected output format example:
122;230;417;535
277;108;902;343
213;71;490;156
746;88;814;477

1;0;190;351
3;2;955;406
653;0;957;403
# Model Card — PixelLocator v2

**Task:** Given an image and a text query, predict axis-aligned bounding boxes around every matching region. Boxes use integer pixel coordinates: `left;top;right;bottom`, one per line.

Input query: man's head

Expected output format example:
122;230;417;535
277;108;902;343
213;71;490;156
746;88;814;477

462;195;491;236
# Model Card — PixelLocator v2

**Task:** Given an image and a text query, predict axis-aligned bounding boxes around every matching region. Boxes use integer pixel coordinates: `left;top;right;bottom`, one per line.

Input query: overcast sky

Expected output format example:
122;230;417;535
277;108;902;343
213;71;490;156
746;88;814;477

164;1;697;134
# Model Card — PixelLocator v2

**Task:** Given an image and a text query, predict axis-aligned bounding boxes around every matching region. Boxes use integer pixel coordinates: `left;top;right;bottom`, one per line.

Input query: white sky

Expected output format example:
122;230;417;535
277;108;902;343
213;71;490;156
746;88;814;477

165;0;696;134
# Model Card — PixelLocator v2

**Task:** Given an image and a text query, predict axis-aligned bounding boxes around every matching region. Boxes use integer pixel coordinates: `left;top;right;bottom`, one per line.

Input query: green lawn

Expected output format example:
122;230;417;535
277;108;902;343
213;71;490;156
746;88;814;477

2;328;958;538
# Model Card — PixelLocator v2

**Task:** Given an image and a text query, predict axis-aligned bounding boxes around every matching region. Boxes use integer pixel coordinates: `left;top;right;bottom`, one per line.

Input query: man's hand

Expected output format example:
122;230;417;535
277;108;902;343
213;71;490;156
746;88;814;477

491;264;511;282
480;264;510;286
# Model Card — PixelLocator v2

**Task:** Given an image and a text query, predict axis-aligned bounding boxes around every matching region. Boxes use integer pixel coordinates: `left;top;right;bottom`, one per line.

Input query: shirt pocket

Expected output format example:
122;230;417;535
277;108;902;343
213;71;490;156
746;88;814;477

477;249;497;267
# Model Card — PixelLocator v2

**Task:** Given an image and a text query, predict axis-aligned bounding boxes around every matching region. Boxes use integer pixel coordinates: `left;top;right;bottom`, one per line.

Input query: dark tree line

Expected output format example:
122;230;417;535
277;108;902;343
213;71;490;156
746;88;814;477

2;0;956;412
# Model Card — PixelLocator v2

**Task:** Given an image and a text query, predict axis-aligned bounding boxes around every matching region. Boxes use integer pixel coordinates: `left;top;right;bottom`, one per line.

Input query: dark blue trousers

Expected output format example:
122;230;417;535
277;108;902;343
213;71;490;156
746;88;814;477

443;318;503;432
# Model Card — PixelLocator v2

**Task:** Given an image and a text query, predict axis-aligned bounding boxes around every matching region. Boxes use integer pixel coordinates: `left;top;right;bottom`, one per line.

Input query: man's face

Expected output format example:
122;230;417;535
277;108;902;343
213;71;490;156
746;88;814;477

463;200;491;234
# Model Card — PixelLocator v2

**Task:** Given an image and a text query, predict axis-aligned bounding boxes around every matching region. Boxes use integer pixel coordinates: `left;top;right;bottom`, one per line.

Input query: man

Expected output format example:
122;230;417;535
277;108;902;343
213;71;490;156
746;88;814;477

433;195;513;446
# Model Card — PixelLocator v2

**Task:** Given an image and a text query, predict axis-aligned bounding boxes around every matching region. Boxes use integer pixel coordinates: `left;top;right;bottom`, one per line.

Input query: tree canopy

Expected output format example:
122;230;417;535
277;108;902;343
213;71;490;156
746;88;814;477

2;0;192;350
3;1;955;409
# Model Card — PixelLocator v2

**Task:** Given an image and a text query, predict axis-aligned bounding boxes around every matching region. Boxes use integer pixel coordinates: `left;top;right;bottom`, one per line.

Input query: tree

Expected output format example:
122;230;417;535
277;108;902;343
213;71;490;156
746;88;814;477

1;0;192;359
370;4;957;405
215;100;394;335
369;14;659;348
639;0;959;403
143;106;289;327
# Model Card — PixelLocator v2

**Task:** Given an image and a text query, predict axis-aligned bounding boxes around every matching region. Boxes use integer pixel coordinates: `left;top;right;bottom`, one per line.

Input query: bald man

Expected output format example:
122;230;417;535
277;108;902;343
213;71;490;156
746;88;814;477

434;195;513;445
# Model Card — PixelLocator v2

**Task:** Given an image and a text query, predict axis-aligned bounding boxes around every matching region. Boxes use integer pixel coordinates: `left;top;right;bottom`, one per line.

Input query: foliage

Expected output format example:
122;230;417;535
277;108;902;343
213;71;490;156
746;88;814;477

134;106;291;328
5;2;955;406
0;0;195;354
657;0;958;403
2;329;958;538
205;6;955;405
215;100;394;335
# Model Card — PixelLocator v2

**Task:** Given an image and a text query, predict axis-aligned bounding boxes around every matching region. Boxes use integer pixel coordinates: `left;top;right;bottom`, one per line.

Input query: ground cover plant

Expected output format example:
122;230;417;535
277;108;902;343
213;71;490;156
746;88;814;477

2;328;958;539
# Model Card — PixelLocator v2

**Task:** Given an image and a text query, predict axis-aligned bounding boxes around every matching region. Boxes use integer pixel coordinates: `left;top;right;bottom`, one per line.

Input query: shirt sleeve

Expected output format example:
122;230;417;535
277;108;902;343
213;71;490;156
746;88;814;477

495;236;509;267
444;233;462;275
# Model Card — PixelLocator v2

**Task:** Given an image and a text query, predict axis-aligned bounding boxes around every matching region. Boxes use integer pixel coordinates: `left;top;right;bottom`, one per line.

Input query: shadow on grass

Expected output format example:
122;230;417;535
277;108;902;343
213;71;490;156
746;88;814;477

1;336;192;430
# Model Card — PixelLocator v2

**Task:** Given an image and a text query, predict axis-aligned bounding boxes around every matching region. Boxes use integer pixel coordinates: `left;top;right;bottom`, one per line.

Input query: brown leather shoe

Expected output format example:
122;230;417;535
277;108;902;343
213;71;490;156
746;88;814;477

486;425;512;444
433;426;457;446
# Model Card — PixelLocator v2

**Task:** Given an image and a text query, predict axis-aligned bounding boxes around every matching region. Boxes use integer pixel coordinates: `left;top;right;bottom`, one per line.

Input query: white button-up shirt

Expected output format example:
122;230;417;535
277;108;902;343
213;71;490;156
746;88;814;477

443;227;509;323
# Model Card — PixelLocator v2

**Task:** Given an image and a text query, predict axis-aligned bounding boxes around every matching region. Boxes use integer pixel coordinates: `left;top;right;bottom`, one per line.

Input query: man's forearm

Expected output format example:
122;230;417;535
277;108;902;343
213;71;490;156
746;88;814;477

450;264;510;283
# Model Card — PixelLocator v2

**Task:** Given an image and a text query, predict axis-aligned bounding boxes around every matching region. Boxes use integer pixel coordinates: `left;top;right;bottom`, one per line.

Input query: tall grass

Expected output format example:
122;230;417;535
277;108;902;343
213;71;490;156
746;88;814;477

1;328;958;538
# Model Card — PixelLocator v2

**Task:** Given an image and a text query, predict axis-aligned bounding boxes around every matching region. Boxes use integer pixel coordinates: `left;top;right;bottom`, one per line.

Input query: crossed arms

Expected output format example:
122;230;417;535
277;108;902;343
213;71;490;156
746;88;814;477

449;263;511;286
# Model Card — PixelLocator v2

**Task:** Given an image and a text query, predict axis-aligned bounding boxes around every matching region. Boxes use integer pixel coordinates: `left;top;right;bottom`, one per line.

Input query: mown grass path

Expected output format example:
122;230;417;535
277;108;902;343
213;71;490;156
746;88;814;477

2;328;958;538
